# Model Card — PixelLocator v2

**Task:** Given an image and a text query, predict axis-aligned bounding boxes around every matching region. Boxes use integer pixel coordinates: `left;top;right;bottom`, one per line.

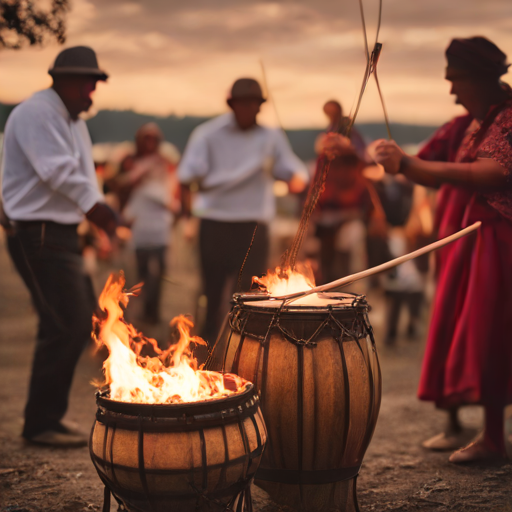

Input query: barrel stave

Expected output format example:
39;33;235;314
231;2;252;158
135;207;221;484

258;478;358;511
236;336;262;389
224;331;242;372
306;335;348;471
341;338;372;467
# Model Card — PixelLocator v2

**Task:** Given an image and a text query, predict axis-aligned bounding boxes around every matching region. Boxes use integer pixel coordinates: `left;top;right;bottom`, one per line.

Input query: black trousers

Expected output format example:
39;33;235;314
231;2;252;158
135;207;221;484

315;224;351;284
6;221;96;438
135;246;166;323
385;290;424;339
199;219;268;342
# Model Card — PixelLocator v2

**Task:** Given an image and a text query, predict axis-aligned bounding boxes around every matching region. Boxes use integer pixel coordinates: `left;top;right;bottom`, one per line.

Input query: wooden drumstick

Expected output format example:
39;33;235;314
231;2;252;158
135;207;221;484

276;221;482;302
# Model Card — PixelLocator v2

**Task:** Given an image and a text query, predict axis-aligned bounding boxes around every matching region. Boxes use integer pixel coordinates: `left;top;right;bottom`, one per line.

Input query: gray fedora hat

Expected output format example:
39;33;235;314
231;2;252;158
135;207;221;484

49;46;108;80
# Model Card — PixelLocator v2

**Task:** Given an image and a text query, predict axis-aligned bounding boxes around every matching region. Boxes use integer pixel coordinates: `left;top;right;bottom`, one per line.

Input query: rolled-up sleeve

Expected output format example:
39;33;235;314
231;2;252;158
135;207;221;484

271;129;309;183
14;106;101;212
177;127;210;185
52;168;102;213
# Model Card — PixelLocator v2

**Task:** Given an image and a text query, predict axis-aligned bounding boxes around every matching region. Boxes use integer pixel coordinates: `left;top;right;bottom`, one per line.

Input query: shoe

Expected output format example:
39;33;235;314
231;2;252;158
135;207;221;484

55;419;86;436
422;429;479;451
449;440;508;464
25;429;88;448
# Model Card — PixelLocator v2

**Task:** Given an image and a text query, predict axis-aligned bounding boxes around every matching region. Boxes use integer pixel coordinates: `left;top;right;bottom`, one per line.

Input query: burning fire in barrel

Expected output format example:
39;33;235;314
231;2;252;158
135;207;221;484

90;273;267;512
208;264;381;512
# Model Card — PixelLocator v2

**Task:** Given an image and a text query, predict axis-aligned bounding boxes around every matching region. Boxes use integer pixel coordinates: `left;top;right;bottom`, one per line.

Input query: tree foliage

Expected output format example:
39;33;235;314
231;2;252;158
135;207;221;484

0;0;70;49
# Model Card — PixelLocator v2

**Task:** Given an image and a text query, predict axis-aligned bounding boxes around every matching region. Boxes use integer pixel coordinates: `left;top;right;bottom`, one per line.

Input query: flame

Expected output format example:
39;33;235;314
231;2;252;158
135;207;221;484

252;261;329;306
253;262;315;297
93;272;247;404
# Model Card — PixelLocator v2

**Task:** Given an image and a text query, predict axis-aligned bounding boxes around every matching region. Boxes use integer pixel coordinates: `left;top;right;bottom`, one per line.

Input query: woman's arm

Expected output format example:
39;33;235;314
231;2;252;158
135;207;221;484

401;156;507;189
373;140;509;190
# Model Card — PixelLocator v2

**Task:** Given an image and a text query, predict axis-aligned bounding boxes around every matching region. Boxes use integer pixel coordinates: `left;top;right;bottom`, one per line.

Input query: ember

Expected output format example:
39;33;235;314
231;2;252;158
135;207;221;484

93;272;247;404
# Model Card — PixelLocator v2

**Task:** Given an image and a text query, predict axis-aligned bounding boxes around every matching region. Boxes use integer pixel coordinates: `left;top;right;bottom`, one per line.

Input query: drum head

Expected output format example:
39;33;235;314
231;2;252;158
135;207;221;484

235;292;365;311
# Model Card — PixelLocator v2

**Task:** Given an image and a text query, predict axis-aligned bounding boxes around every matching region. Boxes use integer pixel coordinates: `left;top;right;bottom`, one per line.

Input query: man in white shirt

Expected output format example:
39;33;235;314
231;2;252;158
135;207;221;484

178;78;308;342
1;46;118;447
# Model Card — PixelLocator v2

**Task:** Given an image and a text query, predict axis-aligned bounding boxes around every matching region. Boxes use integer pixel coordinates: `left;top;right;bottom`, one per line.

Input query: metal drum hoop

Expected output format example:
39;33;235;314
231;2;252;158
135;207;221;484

95;383;260;432
229;292;374;348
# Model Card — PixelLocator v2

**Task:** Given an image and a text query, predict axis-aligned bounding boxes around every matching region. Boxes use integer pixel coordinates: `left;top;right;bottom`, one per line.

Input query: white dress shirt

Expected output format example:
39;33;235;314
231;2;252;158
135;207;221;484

178;113;308;223
1;88;103;224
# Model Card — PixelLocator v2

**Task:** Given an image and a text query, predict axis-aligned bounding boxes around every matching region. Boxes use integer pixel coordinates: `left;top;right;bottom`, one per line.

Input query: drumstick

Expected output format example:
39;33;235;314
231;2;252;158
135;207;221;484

274;221;481;303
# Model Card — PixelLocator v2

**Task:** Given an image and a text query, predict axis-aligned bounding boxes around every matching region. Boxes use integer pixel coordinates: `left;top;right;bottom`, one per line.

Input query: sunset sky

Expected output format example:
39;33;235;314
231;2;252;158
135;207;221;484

1;0;512;128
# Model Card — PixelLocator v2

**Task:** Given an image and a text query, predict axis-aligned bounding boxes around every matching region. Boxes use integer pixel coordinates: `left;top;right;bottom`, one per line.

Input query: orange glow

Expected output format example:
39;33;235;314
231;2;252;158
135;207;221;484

253;262;314;296
93;272;247;403
253;262;329;305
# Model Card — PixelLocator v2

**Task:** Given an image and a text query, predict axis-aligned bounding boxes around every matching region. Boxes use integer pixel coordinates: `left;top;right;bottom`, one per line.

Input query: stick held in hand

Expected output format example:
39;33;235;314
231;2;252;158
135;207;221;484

276;221;482;302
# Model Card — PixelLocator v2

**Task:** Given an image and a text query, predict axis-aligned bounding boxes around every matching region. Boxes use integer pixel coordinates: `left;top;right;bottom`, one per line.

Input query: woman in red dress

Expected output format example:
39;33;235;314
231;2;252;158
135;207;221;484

372;36;512;463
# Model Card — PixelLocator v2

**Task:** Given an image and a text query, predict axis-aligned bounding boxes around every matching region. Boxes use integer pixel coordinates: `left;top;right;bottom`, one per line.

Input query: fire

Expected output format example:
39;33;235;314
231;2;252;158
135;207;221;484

253;261;328;305
93;272;247;404
253;262;314;296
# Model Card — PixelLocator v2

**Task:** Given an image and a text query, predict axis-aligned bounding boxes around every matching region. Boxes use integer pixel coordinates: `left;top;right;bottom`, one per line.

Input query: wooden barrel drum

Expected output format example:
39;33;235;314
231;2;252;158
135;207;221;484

207;293;381;511
90;382;267;512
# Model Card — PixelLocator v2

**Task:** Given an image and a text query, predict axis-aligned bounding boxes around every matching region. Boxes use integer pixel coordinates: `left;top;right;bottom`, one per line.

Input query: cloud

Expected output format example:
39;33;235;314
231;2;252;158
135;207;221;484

1;0;511;127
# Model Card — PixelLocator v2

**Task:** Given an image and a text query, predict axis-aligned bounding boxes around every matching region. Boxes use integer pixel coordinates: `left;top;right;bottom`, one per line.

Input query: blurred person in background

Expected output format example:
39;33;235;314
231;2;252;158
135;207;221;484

372;36;512;463
178;78;308;342
121;123;180;325
314;100;385;285
375;175;428;346
315;100;367;156
0;46;119;447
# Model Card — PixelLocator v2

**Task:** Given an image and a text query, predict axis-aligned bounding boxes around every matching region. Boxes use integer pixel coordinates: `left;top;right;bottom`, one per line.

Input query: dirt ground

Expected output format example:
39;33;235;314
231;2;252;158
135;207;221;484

1;228;512;512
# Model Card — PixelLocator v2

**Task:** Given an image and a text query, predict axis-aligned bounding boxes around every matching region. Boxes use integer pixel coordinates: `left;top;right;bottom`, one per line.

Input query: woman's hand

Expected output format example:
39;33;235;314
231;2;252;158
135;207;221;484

368;139;405;175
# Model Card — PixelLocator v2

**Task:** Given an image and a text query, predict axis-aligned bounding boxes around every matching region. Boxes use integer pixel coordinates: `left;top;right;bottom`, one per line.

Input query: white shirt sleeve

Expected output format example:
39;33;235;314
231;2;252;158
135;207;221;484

13;106;102;213
177;127;210;185
271;129;309;183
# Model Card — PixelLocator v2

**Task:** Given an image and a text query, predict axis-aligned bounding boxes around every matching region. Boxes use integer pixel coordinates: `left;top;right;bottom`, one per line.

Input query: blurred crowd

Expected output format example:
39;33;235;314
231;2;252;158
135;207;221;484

76;96;435;348
0;47;440;450
4;38;512;463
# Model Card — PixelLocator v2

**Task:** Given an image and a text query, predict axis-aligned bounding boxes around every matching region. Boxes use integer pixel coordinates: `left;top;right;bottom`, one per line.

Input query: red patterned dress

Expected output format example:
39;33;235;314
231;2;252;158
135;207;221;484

417;114;473;273
418;100;512;408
